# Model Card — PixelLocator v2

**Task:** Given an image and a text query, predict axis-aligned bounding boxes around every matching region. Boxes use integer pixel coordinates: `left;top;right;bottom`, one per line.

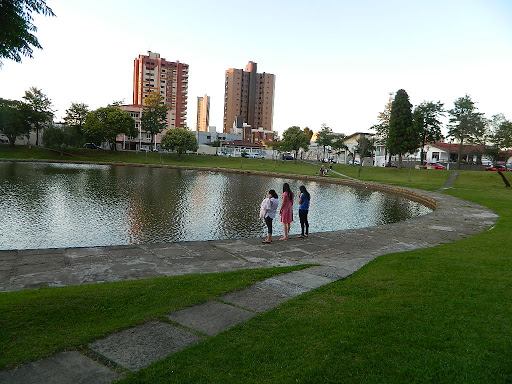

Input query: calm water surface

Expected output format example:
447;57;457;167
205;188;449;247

0;162;432;250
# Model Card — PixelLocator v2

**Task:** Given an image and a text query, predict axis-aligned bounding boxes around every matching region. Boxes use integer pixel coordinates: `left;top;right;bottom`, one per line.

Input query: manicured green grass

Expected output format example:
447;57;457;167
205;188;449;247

116;171;512;383
3;146;510;382
0;266;308;369
0;144;324;177
333;163;450;191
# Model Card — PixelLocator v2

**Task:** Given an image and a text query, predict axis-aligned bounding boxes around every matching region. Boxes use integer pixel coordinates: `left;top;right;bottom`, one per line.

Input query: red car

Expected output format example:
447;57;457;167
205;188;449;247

424;162;446;170
485;165;509;172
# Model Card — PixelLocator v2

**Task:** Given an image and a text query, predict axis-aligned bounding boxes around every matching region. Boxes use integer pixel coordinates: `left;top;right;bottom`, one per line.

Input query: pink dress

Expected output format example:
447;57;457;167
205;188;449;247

280;192;294;223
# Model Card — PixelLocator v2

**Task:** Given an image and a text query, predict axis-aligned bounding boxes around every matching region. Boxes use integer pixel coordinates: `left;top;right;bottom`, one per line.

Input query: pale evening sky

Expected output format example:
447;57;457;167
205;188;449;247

1;0;511;136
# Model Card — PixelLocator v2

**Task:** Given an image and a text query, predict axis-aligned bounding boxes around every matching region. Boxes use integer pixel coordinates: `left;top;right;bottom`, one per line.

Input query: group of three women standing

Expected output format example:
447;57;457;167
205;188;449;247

260;183;310;244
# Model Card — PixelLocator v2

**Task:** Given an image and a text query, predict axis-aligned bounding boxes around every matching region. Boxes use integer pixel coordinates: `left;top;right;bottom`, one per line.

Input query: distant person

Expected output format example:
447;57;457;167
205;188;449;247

329;160;333;170
320;165;327;176
297;185;310;238
279;183;294;240
259;189;279;244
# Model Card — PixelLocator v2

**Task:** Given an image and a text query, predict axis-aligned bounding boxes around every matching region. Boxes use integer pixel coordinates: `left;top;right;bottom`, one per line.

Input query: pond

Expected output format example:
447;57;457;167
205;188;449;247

0;162;432;250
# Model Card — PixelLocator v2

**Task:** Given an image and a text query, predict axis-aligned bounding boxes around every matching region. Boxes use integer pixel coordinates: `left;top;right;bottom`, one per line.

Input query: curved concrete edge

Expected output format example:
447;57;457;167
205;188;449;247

0;160;498;292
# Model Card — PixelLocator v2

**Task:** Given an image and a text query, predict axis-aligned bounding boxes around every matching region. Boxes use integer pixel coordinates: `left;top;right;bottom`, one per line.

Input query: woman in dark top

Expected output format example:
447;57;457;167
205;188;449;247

297;185;310;238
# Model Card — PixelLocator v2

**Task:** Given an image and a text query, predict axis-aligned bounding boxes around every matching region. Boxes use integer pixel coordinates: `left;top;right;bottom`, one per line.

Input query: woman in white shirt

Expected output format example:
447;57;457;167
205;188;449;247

260;189;279;243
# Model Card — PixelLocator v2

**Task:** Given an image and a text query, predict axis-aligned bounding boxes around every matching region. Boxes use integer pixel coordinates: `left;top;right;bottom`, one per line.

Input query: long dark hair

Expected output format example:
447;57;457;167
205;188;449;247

299;185;310;201
283;183;293;200
269;189;278;199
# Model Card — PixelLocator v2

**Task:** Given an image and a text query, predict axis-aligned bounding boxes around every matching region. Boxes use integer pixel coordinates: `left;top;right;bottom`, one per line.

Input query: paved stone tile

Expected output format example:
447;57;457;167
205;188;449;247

89;321;201;371
302;265;353;280
167;301;257;336
273;271;335;289
257;277;311;297
0;351;119;384
221;284;293;312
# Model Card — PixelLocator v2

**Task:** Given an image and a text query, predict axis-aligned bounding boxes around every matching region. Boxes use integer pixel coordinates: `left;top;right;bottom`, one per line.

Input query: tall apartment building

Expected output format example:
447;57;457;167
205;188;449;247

133;51;189;129
196;94;210;132
223;61;275;141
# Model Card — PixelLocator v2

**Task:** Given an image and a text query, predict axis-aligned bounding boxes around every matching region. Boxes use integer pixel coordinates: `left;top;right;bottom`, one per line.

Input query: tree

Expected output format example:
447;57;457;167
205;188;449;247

447;95;487;169
412;101;444;162
354;136;376;177
64;102;89;147
42;126;66;149
22;87;54;146
316;123;333;160
140;92;169;150
161;126;198;158
388;89;417;168
83;106;136;150
330;134;348;162
280;126;310;160
375;93;393;163
0;0;55;66
0;98;32;146
303;127;314;141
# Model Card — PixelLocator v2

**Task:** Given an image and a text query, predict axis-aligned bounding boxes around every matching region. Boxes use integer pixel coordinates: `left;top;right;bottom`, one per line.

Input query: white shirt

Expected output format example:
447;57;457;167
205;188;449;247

260;197;279;219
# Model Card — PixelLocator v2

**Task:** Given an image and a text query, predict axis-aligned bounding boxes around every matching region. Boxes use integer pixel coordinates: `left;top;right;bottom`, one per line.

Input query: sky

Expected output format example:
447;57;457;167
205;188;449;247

1;0;512;136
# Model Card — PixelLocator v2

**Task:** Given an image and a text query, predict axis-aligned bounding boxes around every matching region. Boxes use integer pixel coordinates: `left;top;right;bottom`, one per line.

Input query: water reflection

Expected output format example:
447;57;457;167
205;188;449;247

0;162;432;250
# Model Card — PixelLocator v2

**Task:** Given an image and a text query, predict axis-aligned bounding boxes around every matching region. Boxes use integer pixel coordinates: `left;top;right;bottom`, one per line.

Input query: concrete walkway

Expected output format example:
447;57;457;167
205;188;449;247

0;187;498;383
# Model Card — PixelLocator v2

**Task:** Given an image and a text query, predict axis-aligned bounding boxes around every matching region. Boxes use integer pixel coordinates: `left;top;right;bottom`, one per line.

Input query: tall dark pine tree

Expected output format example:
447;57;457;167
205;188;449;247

388;89;416;168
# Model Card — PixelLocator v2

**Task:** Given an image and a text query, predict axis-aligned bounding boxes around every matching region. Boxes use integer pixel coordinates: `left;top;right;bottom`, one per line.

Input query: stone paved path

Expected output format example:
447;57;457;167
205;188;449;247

0;187;498;383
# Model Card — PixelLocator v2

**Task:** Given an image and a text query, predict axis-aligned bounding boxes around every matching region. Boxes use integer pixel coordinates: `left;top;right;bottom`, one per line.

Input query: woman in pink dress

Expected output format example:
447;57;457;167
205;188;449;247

279;183;294;240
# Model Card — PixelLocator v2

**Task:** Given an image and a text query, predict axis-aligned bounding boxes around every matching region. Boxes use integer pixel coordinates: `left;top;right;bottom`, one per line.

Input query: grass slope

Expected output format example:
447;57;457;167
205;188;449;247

0;266;307;369
117;171;512;383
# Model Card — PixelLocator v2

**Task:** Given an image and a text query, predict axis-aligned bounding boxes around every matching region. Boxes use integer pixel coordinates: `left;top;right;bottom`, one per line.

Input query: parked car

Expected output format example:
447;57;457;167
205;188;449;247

424;162;446;170
322;158;336;163
349;159;360;165
384;162;397;168
246;153;265;159
219;151;232;157
485;165;509;172
282;154;294;160
0;137;8;144
84;143;102;150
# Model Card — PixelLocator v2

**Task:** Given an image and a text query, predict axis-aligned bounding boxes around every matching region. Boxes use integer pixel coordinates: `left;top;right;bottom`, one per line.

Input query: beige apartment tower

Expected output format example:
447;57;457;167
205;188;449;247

196;94;210;132
223;61;275;138
133;51;189;129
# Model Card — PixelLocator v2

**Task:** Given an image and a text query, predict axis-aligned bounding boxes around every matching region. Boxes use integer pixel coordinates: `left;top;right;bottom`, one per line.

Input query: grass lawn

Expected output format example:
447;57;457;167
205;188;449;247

115;172;511;383
0;144;324;178
2;146;511;382
0;266;309;369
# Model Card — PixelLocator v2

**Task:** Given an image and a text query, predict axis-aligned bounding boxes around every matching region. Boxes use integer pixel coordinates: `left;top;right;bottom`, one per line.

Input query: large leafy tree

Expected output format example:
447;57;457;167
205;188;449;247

374;93;393;163
303;127;314;141
486;114;512;164
330;133;348;162
83;106;136;150
22;87;54;146
141;92;169;149
161;126;198;158
447;95;486;169
280;126;310;160
0;98;32;145
64;102;89;146
316;123;333;159
354;135;376;177
0;0;55;66
413;101;445;163
388;89;417;168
